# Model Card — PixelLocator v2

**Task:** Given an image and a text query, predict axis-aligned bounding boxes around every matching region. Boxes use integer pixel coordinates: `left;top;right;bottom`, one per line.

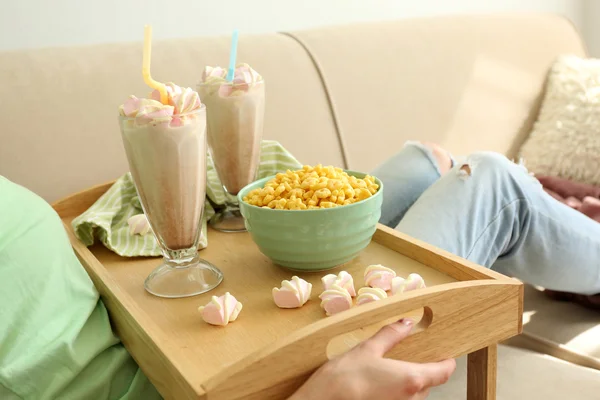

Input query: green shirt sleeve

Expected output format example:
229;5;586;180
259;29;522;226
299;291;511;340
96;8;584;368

0;176;161;400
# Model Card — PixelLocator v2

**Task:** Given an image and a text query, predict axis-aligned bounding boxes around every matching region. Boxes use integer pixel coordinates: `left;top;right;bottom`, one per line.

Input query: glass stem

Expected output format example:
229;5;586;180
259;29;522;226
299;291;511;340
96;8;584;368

163;247;199;268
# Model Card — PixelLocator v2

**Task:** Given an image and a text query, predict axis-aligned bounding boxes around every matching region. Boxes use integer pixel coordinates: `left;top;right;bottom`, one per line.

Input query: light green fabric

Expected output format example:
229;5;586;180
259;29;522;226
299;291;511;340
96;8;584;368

0;176;161;400
72;140;302;257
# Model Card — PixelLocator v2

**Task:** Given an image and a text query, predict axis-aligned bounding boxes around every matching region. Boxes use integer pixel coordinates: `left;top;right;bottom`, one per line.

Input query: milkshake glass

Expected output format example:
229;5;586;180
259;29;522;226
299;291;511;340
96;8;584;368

197;64;265;232
119;101;223;298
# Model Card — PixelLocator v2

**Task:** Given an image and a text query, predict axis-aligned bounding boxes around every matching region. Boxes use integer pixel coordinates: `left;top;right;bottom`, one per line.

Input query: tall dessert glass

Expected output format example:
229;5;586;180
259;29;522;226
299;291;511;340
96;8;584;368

197;67;265;232
119;104;223;298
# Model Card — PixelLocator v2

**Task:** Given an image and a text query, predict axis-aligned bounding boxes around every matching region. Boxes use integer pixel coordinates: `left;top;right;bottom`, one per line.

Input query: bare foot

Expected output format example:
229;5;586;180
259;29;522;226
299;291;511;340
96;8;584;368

422;142;452;175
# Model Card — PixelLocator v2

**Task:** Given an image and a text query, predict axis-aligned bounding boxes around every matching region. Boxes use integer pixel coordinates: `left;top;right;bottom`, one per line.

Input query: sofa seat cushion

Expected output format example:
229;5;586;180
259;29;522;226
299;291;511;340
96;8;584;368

429;344;600;399
522;285;600;361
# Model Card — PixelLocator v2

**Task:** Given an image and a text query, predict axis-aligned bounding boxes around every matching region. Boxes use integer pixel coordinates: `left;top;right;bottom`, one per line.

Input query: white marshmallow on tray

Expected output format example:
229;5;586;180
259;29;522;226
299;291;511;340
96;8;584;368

273;276;312;309
198;292;243;326
127;214;152;236
364;264;397;291
391;273;426;295
319;284;353;316
321;271;356;297
356;287;388;305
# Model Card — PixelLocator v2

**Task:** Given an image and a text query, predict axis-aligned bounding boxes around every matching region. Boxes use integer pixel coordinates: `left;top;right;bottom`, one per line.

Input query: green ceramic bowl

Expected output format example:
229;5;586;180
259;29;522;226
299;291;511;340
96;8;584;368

237;171;383;271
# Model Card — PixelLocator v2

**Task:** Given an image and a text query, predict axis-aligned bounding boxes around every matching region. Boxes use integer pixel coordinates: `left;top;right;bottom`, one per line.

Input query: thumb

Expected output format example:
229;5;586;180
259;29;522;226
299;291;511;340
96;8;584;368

358;319;414;357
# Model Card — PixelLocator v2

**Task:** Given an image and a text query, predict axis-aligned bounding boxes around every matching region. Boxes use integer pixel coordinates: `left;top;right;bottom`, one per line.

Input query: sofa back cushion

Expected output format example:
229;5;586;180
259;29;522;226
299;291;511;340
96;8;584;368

0;15;588;201
289;14;586;171
0;34;342;202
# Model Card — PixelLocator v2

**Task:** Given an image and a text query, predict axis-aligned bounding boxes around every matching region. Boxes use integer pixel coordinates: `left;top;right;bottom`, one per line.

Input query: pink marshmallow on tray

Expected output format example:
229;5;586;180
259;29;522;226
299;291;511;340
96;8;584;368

364;264;397;291
127;214;151;236
391;273;426;295
356;287;387;305
198;292;243;326
321;271;356;297
272;276;312;309
319;284;353;316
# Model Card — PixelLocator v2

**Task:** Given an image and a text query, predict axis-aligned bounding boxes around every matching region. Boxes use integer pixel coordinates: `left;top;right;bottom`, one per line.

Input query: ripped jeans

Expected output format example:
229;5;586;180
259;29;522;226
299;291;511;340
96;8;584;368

372;142;600;295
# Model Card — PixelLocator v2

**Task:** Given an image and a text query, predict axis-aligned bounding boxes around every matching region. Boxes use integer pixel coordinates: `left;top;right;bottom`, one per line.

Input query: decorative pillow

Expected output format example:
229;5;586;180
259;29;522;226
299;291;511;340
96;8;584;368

519;55;600;186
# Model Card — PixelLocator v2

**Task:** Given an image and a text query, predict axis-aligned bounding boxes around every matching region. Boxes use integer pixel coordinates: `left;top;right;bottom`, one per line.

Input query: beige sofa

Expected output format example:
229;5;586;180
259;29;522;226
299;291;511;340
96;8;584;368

1;13;599;399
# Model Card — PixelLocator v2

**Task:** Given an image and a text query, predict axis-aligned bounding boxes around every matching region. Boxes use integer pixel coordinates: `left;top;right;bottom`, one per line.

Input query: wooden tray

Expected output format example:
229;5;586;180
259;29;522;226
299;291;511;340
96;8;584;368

53;182;523;400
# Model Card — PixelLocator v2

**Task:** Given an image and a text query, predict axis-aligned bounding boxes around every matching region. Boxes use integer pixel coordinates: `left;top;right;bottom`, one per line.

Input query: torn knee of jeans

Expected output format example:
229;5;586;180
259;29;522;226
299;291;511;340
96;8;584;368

458;163;472;179
514;157;529;174
513;157;541;185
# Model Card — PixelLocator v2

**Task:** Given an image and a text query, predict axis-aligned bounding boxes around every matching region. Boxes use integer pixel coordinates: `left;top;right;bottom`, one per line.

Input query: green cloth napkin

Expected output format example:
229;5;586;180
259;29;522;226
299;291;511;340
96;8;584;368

72;140;302;257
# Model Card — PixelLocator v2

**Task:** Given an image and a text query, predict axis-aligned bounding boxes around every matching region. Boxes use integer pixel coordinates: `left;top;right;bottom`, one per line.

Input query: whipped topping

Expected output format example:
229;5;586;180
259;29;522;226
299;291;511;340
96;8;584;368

364;265;397;291
150;82;201;114
199;63;262;97
319;283;352;316
198;292;243;326
272;276;312;309
127;214;151;236
321;271;356;297
120;96;174;125
391;273;426;295
201;66;228;84
119;82;202;127
356;287;388;305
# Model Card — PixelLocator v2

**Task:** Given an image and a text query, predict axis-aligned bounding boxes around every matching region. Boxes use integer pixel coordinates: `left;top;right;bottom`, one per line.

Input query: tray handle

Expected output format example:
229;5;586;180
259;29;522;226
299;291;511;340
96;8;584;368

204;279;522;400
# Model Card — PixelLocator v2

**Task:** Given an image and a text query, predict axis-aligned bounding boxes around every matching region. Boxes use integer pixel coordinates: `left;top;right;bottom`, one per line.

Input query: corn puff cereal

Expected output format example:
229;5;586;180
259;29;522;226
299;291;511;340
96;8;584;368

243;165;379;210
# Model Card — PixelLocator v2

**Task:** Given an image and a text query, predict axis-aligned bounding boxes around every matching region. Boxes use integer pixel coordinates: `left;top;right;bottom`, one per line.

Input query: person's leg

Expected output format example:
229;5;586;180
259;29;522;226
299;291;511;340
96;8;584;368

372;141;452;228
396;152;600;295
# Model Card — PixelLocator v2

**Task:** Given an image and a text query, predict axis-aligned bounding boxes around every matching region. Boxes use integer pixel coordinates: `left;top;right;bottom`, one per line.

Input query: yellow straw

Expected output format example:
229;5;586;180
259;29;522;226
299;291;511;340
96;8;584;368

142;25;168;104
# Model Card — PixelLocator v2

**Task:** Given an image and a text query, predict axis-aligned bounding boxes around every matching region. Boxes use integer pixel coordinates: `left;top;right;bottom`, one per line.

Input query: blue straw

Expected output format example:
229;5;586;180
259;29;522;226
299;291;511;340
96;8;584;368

226;30;239;82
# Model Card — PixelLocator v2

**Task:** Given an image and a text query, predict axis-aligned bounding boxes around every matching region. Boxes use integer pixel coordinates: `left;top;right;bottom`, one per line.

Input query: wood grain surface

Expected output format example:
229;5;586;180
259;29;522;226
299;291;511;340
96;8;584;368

54;184;523;400
468;345;498;400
